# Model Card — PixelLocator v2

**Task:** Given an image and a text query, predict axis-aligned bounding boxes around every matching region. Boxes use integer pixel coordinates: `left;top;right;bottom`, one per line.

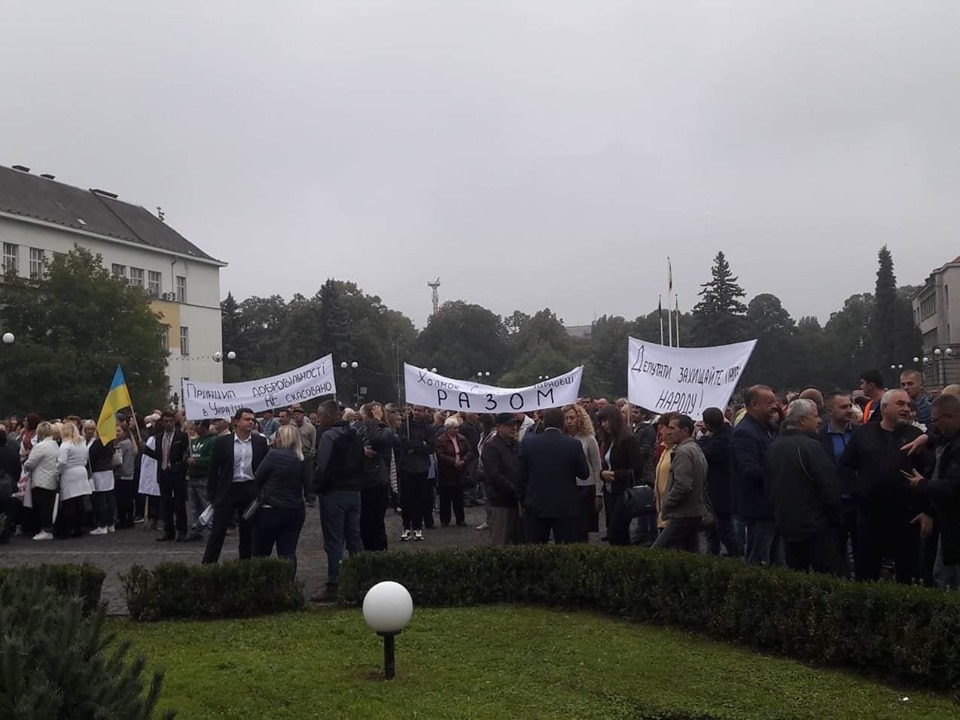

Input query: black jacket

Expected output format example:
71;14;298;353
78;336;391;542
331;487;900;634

731;415;778;520
206;433;269;506
838;422;934;513
399;418;435;474
764;430;843;541
599;434;645;493
634;423;658;487
698;425;733;515
314;422;365;493
255;448;310;510
359;421;394;492
518;428;589;518
480;433;521;507
143;429;189;479
88;438;116;474
918;433;960;565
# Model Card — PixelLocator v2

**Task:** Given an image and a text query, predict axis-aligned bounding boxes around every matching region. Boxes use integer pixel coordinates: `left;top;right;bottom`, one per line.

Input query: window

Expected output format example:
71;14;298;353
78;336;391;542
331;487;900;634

160;324;169;353
920;294;937;321
130;267;144;288
179;326;189;356
176;275;187;303
29;248;45;280
923;328;939;352
2;243;19;275
111;263;126;279
147;270;162;297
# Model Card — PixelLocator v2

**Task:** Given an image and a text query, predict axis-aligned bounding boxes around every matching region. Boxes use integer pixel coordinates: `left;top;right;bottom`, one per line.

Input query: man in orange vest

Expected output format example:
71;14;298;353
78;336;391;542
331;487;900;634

859;370;886;424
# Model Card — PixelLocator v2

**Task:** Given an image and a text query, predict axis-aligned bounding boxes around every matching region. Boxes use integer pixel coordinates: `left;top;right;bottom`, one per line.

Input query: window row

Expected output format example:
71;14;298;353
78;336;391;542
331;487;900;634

2;243;49;280
161;325;191;356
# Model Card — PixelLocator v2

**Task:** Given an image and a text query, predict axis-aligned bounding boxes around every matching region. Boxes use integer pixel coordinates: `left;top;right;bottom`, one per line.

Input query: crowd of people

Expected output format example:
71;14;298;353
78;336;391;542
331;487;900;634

1;366;958;598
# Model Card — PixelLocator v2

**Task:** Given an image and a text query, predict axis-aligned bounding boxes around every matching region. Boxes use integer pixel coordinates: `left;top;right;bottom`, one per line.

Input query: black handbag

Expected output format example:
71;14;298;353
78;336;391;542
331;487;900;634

622;484;656;516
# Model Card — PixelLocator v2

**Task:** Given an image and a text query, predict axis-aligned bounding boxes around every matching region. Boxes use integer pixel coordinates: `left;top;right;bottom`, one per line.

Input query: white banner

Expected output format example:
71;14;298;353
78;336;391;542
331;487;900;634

627;338;756;420
404;364;582;413
183;355;337;419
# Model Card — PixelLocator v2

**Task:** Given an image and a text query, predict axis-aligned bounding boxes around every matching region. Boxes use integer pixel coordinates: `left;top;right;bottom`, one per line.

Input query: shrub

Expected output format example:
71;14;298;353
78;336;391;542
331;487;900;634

338;545;960;692
0;574;174;719
120;558;304;621
0;563;105;615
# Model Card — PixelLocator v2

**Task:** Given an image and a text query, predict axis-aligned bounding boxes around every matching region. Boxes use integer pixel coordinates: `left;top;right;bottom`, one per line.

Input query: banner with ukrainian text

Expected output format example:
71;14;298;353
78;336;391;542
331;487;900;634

627;338;756;420
404;364;582;413
182;355;336;420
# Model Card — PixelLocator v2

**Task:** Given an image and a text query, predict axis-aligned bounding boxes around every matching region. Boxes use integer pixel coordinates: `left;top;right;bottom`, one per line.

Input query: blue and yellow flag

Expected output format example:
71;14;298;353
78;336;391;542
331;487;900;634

97;365;133;444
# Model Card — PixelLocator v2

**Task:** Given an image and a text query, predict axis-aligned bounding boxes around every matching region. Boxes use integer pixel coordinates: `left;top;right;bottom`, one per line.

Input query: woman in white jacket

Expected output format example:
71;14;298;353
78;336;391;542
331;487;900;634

57;421;90;539
23;422;59;540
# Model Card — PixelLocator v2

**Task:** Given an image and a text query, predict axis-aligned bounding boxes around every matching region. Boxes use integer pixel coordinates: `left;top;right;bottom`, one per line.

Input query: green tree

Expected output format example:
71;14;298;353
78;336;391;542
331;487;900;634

501;309;584;387
823;293;876;390
741;293;798;388
871;246;898;368
415;301;508;380
0;246;168;417
691;251;748;346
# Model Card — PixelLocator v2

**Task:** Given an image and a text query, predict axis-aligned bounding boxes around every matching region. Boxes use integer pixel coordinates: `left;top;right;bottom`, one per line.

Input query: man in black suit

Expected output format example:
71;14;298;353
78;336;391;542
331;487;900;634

141;410;189;542
202;407;269;564
518;407;589;544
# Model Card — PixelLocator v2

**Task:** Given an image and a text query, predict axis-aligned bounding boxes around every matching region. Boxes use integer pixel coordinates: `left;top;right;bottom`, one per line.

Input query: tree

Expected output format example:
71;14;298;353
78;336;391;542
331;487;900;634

871;246;898;368
500;309;584;387
691;251;748;346
0;246;169;417
414;301;508;381
741;294;798;388
823;293;876;389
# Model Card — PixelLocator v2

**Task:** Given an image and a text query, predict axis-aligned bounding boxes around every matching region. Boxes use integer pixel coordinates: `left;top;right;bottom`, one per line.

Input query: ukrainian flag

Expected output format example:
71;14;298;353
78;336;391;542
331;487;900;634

97;365;133;444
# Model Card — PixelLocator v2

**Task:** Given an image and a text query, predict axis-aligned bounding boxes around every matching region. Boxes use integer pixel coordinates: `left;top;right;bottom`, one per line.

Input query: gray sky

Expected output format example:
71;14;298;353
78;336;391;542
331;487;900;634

2;1;957;329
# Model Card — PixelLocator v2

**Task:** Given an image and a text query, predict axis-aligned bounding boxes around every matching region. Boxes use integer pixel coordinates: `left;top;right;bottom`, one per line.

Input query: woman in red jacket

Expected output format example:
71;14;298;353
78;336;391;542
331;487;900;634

435;416;476;527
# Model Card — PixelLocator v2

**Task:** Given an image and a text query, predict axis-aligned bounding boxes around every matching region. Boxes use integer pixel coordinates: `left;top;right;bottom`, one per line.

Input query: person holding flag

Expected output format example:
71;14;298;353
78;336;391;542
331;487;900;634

94;366;136;535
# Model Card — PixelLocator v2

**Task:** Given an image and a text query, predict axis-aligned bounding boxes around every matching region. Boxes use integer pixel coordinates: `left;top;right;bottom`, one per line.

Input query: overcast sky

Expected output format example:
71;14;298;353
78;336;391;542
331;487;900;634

2;1;957;329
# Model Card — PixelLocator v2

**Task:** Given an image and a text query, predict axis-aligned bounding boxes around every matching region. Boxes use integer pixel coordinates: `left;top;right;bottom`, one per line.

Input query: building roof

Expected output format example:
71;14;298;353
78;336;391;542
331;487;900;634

0;164;223;264
913;254;960;300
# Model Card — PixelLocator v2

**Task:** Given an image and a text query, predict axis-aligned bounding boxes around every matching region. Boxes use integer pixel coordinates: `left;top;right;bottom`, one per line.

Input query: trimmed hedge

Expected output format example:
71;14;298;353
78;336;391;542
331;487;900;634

0;563;105;615
339;545;960;693
120;558;304;621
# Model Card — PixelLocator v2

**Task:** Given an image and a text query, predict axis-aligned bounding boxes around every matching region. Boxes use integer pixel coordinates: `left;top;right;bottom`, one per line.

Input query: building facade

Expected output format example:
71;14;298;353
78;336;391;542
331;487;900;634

0;164;226;403
912;255;960;390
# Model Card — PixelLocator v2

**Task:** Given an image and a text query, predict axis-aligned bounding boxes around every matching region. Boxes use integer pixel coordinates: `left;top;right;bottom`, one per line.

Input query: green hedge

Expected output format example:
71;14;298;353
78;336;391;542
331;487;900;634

339;545;960;693
0;563;105;615
120;559;304;621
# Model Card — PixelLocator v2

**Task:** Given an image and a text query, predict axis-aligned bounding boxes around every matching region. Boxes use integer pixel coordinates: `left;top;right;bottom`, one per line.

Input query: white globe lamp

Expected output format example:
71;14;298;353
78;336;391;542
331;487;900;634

212;351;223;362
227;351;237;360
362;581;414;680
1;332;13;345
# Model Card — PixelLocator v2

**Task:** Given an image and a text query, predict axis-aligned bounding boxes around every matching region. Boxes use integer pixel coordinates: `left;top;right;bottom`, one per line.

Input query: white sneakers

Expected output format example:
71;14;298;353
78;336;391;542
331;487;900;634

32;531;53;541
89;527;109;536
476;522;489;531
414;530;424;541
400;529;411;541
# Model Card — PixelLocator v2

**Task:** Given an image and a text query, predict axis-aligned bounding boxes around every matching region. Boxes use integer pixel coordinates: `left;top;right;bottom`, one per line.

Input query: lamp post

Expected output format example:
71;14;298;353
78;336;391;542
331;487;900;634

476;371;490;380
362;581;413;680
2;333;13;345
340;361;360;406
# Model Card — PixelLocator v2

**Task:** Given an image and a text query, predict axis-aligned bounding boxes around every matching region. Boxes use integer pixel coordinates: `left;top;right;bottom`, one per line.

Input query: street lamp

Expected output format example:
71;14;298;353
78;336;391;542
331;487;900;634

213;351;238;363
476;371;490;379
538;374;550;381
362;581;413;680
340;361;359;370
1;333;13;345
340;361;360;405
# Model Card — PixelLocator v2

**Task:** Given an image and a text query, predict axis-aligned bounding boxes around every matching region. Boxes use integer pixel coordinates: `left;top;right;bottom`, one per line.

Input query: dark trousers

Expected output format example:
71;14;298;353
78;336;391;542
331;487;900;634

424;479;437;528
855;507;921;583
91;490;117;528
360;487;389;551
784;528;846;576
524;514;577;544
55;497;85;538
254;505;306;573
706;512;744;557
319;491;362;588
115;479;135;527
202;482;256;564
576;485;598;542
32;487;57;532
652;517;701;552
158;471;187;539
438;485;465;526
603;489;632;546
400;471;430;531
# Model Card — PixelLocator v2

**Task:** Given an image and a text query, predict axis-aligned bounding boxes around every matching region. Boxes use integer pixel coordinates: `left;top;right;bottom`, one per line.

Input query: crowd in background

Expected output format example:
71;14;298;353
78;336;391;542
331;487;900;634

2;366;958;597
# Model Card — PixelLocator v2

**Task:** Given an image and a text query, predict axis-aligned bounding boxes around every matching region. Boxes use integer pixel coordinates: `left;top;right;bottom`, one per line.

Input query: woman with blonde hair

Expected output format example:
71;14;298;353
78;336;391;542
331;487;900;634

56;420;91;538
563;403;603;541
23;422;59;540
253;423;311;572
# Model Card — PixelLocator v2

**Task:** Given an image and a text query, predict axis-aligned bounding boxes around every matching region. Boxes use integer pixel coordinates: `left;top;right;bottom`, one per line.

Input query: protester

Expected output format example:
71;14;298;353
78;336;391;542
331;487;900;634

900;369;931;427
597;405;645;546
654;413;677;533
185;420;215;541
202;408;269;564
398;405;435;541
819;392;857;562
652;414;707;552
55;421;90;539
358;402;392;551
0;430;22;543
23;421;58;541
731;385;781;565
313;399;365;600
435;416;476;528
482;413;522;545
253;424;311;572
87;432;117;535
698;407;742;557
518;408;589;544
563;403;603;542
859;370;886;424
765;400;845;576
142;410;189;542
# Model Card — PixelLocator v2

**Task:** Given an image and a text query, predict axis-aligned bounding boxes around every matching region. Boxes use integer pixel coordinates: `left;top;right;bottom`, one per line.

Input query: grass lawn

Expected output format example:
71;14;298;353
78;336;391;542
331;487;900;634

113;606;958;719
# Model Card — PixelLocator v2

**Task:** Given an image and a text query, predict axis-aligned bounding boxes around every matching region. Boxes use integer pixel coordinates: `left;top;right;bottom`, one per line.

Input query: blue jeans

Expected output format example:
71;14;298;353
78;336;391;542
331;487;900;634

319;491;363;589
745;519;782;566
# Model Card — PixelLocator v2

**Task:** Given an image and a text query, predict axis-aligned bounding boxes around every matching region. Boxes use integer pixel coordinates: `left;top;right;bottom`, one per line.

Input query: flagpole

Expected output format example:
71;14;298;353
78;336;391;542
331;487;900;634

667;257;674;347
658;296;664;345
675;296;680;347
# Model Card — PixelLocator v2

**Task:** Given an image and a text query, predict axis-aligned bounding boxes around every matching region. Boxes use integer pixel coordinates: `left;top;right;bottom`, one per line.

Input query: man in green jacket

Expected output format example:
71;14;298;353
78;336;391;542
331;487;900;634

186;420;216;541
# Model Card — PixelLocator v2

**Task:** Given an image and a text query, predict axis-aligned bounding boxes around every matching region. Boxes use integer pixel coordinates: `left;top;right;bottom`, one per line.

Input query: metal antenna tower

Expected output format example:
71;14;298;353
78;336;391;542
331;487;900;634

427;277;441;316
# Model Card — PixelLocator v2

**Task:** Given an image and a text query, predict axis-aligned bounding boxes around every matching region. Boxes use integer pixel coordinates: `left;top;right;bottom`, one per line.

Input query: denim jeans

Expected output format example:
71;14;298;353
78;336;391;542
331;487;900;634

254;505;306;574
319;491;363;589
744;519;782;566
933;536;960;590
705;512;744;557
187;477;209;531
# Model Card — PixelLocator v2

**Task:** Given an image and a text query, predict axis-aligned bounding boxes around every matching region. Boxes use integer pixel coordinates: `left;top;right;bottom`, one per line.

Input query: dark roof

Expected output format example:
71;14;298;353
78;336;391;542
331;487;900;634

0;164;222;264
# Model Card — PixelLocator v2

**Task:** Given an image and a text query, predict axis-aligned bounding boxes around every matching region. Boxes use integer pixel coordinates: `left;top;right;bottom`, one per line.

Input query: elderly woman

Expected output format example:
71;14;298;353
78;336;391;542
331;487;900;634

23;421;59;540
253;424;310;572
563;403;603;542
435;416;476;527
56;421;91;539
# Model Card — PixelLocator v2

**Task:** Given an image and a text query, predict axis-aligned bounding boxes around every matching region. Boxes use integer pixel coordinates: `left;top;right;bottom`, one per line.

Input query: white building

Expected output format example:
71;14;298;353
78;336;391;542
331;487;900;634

912;254;959;390
0;163;226;402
